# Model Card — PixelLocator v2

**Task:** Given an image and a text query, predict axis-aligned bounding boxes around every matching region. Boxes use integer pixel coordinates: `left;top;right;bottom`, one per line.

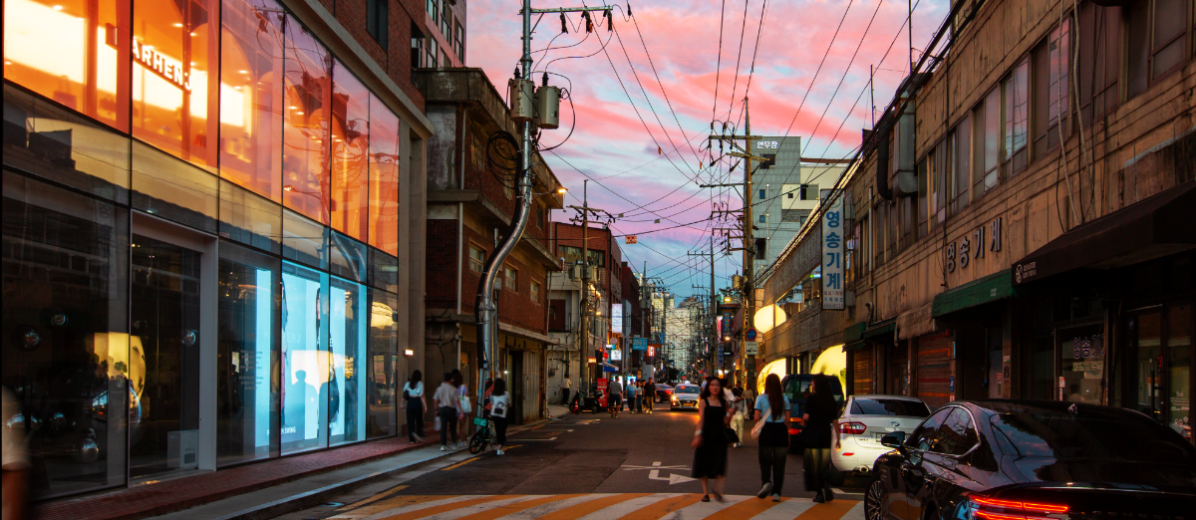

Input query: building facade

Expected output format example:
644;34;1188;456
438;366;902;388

759;0;1196;440
548;222;626;390
3;0;433;500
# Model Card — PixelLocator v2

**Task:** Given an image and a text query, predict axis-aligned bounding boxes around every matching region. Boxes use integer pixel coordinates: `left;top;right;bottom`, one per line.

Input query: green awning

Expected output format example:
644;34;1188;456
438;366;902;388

843;340;868;352
843;322;867;343
932;269;1018;318
861;320;896;340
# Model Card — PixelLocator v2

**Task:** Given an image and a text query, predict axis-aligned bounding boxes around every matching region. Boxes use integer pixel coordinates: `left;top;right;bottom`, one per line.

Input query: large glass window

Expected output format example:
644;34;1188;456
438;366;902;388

329;276;368;446
369;93;401;257
1002;59;1029;175
3;0;131;131
367;289;398;439
217;243;280;466
131;141;219;233
131;0;221;172
281;261;329;454
2;172;129;499
220;180;283;254
282;15;332;224
220;0;286;202
950;116;971;214
330;60;370;241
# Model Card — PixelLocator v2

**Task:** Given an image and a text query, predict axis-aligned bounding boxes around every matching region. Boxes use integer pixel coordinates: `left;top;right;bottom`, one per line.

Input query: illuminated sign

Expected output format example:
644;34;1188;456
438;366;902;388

133;40;191;91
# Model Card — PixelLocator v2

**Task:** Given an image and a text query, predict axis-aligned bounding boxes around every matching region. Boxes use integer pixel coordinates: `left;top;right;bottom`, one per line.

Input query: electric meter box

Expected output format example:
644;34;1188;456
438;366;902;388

508;79;535;123
535;85;561;129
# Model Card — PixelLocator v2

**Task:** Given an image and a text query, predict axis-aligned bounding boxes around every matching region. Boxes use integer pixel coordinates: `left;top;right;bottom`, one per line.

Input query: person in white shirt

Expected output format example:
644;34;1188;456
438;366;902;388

401;370;426;443
432;373;462;450
489;379;512;455
452;369;469;449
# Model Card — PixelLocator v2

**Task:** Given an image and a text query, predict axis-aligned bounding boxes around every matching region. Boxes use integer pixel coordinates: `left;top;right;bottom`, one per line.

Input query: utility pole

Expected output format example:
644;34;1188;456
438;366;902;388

567;180;605;395
688;245;716;378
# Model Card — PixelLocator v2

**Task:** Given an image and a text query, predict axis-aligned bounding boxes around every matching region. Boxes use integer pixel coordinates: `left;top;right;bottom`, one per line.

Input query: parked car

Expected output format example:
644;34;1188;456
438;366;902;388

831;395;931;478
781;374;844;452
654;383;673;403
865;400;1196;520
670;384;700;411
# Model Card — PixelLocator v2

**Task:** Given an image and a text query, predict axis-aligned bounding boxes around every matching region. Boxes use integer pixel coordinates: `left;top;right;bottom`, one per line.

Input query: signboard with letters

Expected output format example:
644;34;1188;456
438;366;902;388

821;195;845;310
632;338;648;351
611;304;623;333
946;217;1003;274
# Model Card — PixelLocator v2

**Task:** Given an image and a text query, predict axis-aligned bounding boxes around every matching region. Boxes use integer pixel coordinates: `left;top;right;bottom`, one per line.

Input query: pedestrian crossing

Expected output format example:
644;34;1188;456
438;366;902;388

326;493;863;520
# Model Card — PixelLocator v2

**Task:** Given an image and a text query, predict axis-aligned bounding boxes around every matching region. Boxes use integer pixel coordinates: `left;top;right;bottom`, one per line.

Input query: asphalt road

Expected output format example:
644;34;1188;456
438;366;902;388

275;406;869;520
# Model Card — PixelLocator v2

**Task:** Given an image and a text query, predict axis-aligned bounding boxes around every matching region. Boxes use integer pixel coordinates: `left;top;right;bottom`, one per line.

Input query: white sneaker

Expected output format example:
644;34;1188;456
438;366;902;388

440;445;447;451
496;449;504;455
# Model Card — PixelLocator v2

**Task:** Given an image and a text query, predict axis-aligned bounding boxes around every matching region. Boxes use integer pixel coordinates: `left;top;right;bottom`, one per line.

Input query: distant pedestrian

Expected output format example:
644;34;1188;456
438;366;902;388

452;369;470;449
433;373;461;451
402;370;426;443
800;375;839;503
490;379;512;455
690;377;731;502
729;387;747;448
644;379;656;414
561;376;572;406
608;377;624;418
754;374;792;502
627;380;639;413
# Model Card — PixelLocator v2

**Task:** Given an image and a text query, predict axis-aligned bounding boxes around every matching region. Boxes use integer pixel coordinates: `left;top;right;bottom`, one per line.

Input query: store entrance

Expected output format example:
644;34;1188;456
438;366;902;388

1128;304;1193;442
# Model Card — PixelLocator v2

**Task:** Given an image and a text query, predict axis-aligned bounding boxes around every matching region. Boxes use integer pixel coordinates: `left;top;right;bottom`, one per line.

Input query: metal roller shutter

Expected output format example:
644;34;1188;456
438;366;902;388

916;332;953;408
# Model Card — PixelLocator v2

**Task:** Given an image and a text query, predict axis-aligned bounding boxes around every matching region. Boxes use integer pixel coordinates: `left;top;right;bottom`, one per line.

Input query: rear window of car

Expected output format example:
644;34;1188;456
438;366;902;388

850;398;931;417
989;410;1196;463
676;385;699;394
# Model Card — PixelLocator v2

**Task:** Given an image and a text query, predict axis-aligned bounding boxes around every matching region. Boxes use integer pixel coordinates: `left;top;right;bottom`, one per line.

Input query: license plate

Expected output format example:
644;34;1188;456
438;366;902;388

474;418;489;426
876;431;903;440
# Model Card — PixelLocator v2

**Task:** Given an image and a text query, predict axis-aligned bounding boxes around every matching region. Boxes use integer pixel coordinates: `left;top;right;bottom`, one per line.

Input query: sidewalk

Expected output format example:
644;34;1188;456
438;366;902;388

35;434;439;520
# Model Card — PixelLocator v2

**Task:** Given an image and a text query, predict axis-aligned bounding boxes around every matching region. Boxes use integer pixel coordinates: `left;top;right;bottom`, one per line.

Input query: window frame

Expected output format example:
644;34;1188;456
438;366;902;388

929;406;982;458
1001;58;1030;177
530;280;541;304
469;244;486;273
503;265;518;291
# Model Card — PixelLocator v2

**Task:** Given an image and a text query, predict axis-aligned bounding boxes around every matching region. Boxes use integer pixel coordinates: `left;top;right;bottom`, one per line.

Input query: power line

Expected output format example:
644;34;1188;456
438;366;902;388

723;0;752;123
711;0;727;124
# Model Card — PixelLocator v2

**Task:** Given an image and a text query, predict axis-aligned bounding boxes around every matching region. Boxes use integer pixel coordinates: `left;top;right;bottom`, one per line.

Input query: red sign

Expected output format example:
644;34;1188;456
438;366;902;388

625;235;637;244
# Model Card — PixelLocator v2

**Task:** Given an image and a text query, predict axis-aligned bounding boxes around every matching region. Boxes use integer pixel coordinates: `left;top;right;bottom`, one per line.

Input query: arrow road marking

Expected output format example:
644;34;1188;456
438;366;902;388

622;462;698;485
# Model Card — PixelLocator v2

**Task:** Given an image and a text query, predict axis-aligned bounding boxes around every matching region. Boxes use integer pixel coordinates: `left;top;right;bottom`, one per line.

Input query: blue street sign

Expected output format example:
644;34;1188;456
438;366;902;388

632;338;648;351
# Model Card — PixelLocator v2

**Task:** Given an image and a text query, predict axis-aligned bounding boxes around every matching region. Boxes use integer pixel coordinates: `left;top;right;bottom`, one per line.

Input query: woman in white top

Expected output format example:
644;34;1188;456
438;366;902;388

402;370;426;442
489;379;512;455
452;369;469;449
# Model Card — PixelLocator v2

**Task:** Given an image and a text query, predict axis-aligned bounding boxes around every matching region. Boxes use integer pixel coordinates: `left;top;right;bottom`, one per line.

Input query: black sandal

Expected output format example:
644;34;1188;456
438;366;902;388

713;492;724;503
701;494;710;502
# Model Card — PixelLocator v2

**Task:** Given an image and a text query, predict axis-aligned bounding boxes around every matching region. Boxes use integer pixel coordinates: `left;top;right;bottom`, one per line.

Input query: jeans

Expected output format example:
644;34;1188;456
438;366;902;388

493;416;508;445
634;395;642;412
406;399;425;441
438;406;458;446
759;446;788;494
803;448;831;491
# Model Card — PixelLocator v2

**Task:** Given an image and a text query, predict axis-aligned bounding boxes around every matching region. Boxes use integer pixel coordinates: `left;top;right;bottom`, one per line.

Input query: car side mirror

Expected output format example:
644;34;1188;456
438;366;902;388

881;431;906;449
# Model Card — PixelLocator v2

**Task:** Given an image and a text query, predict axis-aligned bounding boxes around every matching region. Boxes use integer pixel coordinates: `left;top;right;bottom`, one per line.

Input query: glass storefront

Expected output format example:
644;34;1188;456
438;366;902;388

3;0;405;500
1129;304;1193;442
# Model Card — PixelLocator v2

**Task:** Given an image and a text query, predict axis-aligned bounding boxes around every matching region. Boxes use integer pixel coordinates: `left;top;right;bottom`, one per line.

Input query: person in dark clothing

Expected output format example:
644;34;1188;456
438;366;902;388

690;377;732;502
800;374;840;503
754;374;791;501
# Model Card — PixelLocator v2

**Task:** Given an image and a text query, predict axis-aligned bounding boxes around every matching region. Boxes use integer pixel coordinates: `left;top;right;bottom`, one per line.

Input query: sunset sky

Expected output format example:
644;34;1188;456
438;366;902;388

467;0;950;300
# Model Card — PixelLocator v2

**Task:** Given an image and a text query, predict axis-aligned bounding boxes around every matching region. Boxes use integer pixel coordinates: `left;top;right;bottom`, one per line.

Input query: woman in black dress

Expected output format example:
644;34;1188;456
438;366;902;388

690;377;731;502
801;374;840;503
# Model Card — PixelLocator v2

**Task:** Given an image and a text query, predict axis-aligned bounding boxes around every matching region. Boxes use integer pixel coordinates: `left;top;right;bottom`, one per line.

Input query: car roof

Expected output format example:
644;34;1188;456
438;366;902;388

849;394;927;402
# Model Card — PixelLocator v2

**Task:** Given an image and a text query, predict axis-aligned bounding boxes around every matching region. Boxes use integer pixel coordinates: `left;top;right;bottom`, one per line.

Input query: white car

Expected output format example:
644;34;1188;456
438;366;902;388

831;395;931;476
670;384;701;410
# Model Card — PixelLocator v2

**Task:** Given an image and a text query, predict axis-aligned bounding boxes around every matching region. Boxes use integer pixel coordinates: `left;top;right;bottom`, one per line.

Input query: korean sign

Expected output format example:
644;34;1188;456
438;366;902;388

821;195;845;310
611;303;623;333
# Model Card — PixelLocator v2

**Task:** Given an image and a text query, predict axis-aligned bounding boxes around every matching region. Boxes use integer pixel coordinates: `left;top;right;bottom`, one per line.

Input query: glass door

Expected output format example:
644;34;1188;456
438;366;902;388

1166;305;1191;443
1058;324;1104;404
1129;304;1193;443
128;234;202;478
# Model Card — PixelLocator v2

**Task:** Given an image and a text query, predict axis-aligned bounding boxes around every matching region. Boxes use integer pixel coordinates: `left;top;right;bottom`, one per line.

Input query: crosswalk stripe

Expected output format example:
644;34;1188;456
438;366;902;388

744;497;816;520
575;493;679;520
670;495;751;520
616;493;706;520
792;499;858;520
326;492;442;519
451;495;587;520
375;495;516;520
492;494;624;520
533;494;652;520
702;496;788;520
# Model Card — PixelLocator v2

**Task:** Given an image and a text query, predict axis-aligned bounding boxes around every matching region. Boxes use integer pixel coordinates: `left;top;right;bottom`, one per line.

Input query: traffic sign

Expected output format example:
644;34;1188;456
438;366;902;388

745;328;758;341
746;341;759;355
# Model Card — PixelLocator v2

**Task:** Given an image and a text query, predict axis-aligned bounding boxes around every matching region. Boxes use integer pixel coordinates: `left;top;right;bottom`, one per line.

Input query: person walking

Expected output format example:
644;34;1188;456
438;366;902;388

799;375;839;503
643;379;655;414
729;387;748;448
402;370;426;443
452;369;470;449
433;373;461;451
690;377;731;503
608;377;623;418
754;374;792;502
561;376;572;406
627;380;639;414
489;379;512;455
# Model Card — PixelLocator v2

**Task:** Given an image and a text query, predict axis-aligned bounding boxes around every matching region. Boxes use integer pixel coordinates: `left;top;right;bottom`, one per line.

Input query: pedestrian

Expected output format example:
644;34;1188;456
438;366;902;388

561;376;572;406
433;373;461;451
489;379;512;455
452;369;470;449
401;370;426;443
626;380;639;414
754;374;792;502
3;387;29;520
729;387;747;448
799;375;839;503
690;377;731;503
608;376;623;418
644;379;656;414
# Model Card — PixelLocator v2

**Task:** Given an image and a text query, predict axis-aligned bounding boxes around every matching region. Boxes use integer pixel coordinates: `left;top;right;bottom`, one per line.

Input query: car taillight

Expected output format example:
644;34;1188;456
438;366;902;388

838;422;866;435
969;495;1069;520
788;428;801;436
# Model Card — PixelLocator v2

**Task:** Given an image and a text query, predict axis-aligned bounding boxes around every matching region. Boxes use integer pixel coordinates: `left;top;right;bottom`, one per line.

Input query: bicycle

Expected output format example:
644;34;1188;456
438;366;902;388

468;415;494;454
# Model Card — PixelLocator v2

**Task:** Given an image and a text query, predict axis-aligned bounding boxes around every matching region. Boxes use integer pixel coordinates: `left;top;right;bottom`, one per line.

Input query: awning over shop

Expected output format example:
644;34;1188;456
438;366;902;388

842;319;894;351
932;269;1016;318
1011;181;1196;286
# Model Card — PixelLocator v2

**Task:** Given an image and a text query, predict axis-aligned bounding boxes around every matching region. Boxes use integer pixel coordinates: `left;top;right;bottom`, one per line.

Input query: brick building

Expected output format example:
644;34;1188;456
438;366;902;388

415;69;565;425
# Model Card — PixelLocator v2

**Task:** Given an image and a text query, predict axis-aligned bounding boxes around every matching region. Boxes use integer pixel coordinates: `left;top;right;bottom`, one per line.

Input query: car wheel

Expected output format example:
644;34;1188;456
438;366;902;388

864;479;887;520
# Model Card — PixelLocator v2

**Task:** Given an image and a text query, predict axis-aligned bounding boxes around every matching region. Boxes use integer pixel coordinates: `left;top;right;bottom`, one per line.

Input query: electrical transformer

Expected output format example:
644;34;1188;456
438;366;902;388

535;85;561;129
508;78;535;123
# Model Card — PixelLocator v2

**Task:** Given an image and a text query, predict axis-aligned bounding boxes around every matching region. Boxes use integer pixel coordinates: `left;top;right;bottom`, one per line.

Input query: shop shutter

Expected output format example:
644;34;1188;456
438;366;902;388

852;349;874;395
916;332;953;408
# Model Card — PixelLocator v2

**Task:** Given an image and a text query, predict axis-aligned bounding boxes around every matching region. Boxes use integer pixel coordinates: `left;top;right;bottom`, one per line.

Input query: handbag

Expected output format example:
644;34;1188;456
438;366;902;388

750;417;767;441
724;426;740;445
459;394;473;414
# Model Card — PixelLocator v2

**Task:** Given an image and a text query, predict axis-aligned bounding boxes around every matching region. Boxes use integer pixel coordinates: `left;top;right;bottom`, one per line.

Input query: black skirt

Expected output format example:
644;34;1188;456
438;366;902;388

691;404;728;478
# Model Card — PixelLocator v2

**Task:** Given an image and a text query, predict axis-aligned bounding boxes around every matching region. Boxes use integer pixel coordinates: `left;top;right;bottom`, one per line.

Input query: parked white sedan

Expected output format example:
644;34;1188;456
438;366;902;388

831;395;931;476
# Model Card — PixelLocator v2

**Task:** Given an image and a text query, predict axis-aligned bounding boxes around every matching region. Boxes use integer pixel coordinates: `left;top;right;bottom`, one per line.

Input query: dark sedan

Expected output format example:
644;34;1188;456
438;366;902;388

865;400;1196;520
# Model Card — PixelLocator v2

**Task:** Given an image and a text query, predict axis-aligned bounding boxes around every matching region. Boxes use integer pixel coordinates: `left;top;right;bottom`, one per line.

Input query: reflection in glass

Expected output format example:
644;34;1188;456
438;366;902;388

3;84;132;203
281;262;328;454
132;141;219;233
368;249;399;293
1167;305;1191;441
330;231;367;283
367;289;398;438
330;60;369;241
2;172;129;499
329;277;368;446
217;244;280;466
129;234;202;478
368;93;400;257
220;0;286;202
131;0;220;171
1059;326;1104;405
220;180;283;254
1135;313;1163;420
282;15;331;224
282;209;328;270
3;0;131;131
